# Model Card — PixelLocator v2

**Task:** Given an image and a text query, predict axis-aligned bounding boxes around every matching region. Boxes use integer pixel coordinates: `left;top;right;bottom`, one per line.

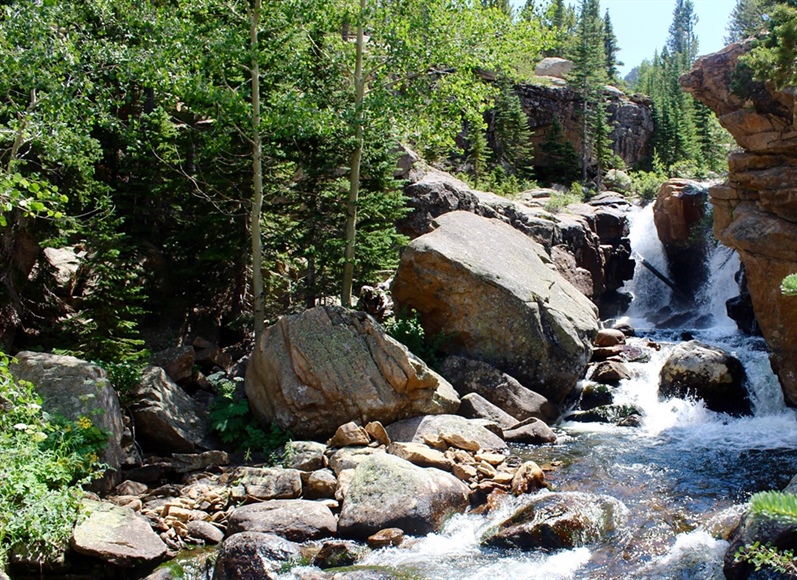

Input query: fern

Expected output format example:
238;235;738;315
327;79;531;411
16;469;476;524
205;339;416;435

750;491;797;523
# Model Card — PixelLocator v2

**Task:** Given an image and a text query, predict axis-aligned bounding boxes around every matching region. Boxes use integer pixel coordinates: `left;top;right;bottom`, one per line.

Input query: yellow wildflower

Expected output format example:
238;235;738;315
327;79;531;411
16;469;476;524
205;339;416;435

76;416;92;430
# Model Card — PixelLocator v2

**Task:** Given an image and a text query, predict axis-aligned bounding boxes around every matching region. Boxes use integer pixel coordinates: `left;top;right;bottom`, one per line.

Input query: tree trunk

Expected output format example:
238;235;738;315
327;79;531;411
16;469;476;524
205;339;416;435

341;0;366;308
250;0;265;340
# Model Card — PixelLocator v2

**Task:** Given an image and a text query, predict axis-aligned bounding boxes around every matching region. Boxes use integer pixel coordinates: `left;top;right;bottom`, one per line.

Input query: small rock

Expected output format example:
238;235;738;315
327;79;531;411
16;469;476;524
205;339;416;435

336;469;355;502
511;461;547;495
458;393;518;431
595;329;626;347
590;361;632;385
441;431;481;452
328;422;371;448
367;528;405;548
365;421;391;446
305;469;338;500
314;540;362;569
452;463;478;482
115;480;148;496
186;520;224;544
503;418;557;444
475;452;506;466
387;442;453;471
285;441;328;471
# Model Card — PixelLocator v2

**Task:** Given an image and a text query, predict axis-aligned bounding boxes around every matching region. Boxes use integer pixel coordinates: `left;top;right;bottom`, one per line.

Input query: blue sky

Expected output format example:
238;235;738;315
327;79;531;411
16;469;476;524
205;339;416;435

514;0;737;77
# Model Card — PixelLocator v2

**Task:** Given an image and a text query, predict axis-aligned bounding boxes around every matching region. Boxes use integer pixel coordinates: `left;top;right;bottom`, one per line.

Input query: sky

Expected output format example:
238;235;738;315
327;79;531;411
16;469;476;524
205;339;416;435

515;0;738;78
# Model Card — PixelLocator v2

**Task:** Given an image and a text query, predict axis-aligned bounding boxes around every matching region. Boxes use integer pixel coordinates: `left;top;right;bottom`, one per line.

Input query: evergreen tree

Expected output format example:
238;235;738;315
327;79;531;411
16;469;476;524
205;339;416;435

603;9;623;83
539;118;579;185
726;0;768;42
667;0;699;67
490;81;534;177
569;0;610;188
545;0;578;57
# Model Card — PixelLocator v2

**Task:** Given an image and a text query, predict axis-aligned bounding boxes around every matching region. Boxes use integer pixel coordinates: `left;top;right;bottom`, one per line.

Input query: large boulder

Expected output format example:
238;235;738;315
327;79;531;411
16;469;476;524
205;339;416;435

652;178;710;295
482;492;628;551
392;211;598;404
385;414;507;452
71;501;167;568
659;341;751;416
337;454;470;538
245;306;459;439
10;352;125;482
681;42;797;407
534;57;574;79
213;532;301;580
438;355;559;423
226;499;337;542
128;366;213;453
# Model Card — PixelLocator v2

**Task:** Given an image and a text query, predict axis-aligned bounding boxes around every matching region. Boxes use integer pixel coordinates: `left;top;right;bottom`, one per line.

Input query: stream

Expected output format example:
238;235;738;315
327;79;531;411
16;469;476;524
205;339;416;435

288;204;797;579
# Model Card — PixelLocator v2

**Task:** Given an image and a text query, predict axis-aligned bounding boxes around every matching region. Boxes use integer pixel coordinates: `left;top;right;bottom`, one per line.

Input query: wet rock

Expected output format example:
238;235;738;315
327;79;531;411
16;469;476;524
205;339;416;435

367;528;405;548
595;329;626;347
213;532;301;580
503;418;557;444
483;491;628;550
129;366;213;453
392;211;598;405
285;441;328;471
226;500;337;542
458;393;518;430
724;509;797;579
385;414;507;452
659;340;751;416
314;540;363;569
590;360;631;385
566;404;643;426
439;356;559;423
511;461;548;495
71;501;168;567
337;454;470;538
576;383;614;411
245;306;459;439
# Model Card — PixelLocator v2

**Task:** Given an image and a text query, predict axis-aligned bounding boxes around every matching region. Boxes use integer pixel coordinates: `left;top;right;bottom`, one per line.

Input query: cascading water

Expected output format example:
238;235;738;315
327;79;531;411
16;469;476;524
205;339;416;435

281;203;797;580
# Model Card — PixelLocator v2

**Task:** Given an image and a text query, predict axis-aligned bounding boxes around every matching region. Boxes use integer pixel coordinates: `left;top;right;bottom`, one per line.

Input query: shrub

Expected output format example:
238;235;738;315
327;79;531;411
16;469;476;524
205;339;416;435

383;308;449;366
628;170;666;202
734;491;797;575
544;186;582;213
0;353;106;568
207;373;290;462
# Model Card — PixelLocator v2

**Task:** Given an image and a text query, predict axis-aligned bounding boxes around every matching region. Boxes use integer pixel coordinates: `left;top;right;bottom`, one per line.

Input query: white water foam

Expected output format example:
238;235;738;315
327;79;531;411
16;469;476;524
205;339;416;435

637;530;728;579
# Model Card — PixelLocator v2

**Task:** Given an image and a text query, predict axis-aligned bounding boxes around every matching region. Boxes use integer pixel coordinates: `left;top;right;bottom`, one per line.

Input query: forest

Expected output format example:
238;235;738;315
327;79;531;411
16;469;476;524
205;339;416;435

2;0;797;574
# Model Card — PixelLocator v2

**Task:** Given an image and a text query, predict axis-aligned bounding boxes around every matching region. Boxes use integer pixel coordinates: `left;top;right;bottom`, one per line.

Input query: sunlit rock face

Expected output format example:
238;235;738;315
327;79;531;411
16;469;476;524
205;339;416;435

681;41;797;406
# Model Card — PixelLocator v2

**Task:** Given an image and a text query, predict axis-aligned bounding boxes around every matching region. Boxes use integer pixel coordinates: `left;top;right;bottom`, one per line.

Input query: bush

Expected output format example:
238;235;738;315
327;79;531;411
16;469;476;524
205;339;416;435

383;308;449;366
544;185;582;213
0;353;106;568
628;170;666;202
207;373;290;462
734;491;797;575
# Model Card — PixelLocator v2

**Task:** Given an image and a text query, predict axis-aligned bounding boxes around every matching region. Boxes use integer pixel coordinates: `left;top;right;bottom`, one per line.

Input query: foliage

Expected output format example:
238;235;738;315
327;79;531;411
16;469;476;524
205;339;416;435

781;274;797;296
0;353;106;568
726;0;770;42
489;80;535;178
383;309;449;366
743;2;797;89
207;373;290;460
100;360;145;405
545;186;582;213
537;119;580;186
750;490;797;522
628;170;666;201
603;9;622;83
735;542;797;575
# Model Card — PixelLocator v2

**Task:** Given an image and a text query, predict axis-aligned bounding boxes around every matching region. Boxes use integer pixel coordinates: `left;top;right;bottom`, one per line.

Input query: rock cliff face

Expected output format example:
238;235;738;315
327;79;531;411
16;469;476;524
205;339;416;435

681;42;797;406
515;83;654;171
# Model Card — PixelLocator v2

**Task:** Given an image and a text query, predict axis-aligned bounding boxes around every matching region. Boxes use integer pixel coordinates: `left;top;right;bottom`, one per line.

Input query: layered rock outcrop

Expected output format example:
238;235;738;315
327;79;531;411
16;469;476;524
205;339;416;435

681;42;797;405
392;211;599;405
515;83;654;170
398;164;635;311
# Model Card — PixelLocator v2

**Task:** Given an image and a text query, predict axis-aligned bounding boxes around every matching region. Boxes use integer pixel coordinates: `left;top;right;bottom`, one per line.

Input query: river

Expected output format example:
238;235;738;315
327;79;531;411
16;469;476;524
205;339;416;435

300;204;797;579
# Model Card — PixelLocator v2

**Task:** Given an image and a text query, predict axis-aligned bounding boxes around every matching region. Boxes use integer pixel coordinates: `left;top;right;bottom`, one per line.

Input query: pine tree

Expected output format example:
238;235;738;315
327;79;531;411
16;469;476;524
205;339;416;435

726;0;768;42
569;0;610;188
667;0;699;67
491;81;534;177
603;9;623;83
